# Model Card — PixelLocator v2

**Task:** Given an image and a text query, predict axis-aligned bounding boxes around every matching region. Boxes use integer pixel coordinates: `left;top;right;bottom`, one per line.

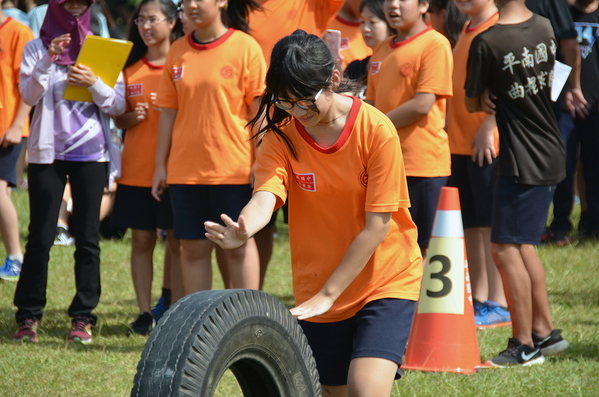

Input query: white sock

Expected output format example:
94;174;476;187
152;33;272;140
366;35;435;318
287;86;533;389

7;254;23;263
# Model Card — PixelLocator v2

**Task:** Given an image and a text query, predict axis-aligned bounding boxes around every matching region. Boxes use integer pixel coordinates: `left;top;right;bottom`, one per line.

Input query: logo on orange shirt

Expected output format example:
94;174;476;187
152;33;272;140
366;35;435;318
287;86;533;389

293;171;316;192
172;66;184;81
287;9;297;20
400;63;413;77
127;84;143;97
370;61;381;75
220;66;234;79
340;37;350;51
359;170;368;188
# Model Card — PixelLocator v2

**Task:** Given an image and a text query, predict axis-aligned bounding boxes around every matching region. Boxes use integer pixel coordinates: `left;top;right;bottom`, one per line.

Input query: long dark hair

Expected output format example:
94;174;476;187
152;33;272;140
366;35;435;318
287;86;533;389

247;30;358;159
222;0;261;34
430;0;468;48
125;0;182;68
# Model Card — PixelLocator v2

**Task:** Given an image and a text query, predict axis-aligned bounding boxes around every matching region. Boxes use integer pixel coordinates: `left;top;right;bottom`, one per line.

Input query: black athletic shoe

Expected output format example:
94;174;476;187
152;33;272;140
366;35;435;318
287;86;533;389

532;329;570;356
128;312;155;336
486;338;544;368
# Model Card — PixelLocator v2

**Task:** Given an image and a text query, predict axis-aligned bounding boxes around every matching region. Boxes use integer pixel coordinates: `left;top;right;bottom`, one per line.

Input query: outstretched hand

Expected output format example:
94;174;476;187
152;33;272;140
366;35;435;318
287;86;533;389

289;292;335;320
205;214;250;249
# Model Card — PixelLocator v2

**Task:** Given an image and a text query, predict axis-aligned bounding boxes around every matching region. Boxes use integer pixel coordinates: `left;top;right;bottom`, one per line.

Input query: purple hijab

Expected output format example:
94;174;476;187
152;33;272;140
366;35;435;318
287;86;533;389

39;0;95;65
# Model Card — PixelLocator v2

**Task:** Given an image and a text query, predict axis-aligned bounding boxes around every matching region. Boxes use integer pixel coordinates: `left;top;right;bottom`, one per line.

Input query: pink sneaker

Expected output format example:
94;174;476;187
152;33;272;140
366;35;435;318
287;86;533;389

68;316;93;344
15;319;39;343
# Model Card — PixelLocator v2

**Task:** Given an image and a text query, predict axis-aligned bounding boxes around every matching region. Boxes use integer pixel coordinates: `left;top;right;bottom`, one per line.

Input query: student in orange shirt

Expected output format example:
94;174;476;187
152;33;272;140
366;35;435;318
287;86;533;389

447;0;511;329
344;0;396;99
366;0;453;260
327;0;372;68
112;0;182;335
248;0;344;63
0;2;33;282
206;30;422;397
152;0;265;295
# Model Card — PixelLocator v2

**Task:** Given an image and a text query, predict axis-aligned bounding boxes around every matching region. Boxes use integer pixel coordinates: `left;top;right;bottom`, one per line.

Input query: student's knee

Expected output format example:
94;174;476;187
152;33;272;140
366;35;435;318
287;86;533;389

180;239;212;261
347;357;397;397
131;230;157;253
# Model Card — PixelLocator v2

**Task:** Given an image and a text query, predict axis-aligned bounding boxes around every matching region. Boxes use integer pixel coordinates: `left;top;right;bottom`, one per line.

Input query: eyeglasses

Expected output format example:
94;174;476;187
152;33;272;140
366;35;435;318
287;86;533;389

134;17;167;27
271;88;323;111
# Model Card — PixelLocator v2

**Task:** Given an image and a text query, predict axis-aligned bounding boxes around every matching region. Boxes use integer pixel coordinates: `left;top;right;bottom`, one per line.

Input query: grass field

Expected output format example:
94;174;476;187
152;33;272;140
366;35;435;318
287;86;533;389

0;188;598;396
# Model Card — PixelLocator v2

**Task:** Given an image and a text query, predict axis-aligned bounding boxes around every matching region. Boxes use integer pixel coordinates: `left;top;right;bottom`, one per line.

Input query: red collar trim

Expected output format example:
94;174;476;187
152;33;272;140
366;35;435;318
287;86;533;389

295;97;361;154
465;12;499;33
390;27;431;48
188;27;234;50
335;15;360;27
142;56;164;70
0;17;13;30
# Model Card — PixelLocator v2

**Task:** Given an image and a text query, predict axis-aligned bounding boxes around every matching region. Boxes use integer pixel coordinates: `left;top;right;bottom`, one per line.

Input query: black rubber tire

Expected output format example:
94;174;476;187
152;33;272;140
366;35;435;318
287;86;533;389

131;289;321;397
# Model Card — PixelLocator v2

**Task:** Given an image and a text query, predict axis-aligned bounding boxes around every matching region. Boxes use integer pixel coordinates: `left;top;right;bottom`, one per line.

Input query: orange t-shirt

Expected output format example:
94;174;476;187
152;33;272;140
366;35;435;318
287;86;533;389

118;57;163;187
366;28;453;177
327;15;372;69
249;0;344;62
155;28;266;185
0;18;33;138
447;13;500;155
255;98;423;323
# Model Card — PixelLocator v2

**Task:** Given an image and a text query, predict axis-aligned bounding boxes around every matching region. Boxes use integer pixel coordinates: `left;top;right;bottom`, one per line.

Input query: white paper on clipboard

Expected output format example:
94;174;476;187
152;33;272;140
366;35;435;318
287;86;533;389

551;61;571;102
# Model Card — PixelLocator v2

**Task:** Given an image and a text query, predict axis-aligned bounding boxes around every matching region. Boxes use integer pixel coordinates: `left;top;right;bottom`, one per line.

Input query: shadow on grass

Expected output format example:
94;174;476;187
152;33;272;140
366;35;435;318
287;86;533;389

550;289;599;307
546;342;599;361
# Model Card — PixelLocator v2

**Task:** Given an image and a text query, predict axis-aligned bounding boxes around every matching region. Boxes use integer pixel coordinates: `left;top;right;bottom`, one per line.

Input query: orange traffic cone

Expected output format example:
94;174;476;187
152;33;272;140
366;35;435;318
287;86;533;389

403;187;481;374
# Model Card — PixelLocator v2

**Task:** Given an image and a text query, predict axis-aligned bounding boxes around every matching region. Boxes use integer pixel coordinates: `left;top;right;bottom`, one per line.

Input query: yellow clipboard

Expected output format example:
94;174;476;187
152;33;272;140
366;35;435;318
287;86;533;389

63;35;133;103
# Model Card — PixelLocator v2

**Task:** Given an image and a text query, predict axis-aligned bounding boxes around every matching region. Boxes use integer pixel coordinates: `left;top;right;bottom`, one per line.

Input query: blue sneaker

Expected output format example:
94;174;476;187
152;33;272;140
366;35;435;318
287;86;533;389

475;300;511;329
151;296;170;322
0;257;22;282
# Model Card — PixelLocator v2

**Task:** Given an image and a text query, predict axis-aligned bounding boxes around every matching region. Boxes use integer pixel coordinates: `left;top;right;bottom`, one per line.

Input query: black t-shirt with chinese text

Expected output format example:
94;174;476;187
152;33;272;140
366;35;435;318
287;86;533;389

465;14;565;186
571;7;599;112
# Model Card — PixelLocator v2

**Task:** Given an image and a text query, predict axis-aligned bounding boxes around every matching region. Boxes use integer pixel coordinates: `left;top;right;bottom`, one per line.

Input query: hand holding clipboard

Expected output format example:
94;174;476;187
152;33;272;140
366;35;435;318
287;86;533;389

63;35;133;102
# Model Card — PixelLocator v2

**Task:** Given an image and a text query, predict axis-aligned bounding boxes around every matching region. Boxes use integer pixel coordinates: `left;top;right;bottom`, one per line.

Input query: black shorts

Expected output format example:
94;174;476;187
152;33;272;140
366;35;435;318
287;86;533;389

169;184;252;240
448;155;497;229
407;176;448;248
298;298;417;386
111;185;174;230
0;140;25;187
491;177;555;245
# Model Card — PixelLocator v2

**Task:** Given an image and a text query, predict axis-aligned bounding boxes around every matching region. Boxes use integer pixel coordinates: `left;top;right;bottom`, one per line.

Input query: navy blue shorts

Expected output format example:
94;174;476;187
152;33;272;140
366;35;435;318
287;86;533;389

169;184;252;240
111;185;173;230
491;177;555;245
448;155;497;229
298;298;417;386
0;140;25;187
407;176;448;248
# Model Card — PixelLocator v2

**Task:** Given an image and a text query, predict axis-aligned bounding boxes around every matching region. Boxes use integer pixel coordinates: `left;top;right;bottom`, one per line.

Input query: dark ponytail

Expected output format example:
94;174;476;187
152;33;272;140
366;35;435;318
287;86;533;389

247;30;360;159
125;0;183;68
222;0;262;34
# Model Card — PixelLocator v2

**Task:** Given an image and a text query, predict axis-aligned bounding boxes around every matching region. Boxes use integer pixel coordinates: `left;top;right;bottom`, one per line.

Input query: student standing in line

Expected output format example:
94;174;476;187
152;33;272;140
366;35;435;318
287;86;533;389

206;30;422;397
112;0;182;335
366;0;453;261
447;0;511;329
14;0;125;344
0;0;33;282
152;0;265;295
465;0;570;366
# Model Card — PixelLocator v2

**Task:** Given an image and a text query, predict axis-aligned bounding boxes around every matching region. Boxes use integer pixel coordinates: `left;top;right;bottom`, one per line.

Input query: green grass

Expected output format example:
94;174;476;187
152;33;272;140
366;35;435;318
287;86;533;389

0;188;598;396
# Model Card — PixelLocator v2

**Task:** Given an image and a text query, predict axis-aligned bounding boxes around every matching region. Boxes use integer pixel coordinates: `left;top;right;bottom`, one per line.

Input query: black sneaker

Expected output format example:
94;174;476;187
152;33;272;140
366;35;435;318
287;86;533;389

486;338;544;368
532;329;570;356
128;312;155;336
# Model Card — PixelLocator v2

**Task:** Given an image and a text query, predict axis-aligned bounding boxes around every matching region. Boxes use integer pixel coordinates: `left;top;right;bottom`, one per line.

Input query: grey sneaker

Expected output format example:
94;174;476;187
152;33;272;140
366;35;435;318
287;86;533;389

532;329;569;356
